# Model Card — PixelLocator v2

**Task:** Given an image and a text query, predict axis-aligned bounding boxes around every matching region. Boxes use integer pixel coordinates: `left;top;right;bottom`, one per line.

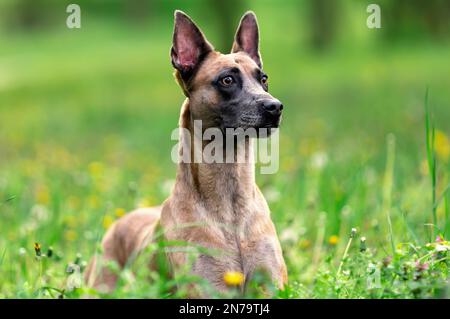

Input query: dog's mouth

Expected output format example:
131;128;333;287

260;112;282;129
237;112;282;130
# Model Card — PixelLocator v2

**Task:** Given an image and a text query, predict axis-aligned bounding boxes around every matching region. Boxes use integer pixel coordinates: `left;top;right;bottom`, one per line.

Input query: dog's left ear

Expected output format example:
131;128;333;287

231;11;262;68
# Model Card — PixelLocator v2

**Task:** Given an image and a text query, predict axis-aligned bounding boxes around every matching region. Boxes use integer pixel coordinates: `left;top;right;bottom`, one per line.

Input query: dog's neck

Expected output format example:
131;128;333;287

174;100;256;209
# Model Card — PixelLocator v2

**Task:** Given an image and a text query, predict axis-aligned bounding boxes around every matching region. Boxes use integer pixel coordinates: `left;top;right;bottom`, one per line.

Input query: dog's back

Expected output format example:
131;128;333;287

84;207;160;292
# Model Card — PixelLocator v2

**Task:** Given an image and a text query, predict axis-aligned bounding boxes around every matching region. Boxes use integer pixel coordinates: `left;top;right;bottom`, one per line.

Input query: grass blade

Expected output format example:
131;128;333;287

383;133;396;255
445;193;449;238
424;88;438;239
0;248;6;266
337;228;356;276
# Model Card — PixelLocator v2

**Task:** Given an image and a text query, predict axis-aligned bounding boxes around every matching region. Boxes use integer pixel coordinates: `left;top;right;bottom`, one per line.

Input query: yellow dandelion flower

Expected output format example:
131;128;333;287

299;239;311;249
396;243;406;253
281;156;296;172
68;196;81;210
88;161;104;177
435;130;450;163
36;186;50;205
64;230;78;242
88;195;100;209
64;215;77;228
8;231;16;241
137;197;154;208
103;215;114;230
115;208;126;218
223;271;245;286
328;235;339;245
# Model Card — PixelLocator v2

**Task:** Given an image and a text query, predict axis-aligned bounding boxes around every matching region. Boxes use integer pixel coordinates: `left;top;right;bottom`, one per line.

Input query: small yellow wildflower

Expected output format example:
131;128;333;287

64;230;78;242
281;156;296;172
328;235;339;245
223;271;245;286
88;161;104;177
115;208;126;218
64;215;77;228
103;215;114;230
88;195;100;209
299;239;311;249
8;231;16;241
137;197;154;208
36;186;50;205
435;130;450;162
68;196;81;210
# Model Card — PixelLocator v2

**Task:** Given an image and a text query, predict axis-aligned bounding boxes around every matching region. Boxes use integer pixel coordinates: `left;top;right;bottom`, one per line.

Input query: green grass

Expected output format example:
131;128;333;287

0;5;450;298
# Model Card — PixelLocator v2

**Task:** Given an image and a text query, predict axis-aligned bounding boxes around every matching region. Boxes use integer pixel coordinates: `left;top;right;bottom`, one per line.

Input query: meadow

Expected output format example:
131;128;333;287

0;1;449;298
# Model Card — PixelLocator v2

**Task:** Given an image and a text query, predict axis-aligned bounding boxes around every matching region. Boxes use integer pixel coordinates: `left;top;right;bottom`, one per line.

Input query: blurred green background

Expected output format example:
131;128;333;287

0;0;449;297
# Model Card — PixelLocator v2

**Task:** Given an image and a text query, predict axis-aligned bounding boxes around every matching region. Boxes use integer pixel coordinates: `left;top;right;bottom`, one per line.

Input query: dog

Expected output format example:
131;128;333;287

85;10;287;297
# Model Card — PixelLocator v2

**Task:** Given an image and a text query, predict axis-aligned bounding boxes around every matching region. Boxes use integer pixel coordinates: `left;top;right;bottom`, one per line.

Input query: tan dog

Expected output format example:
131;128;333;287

85;10;287;297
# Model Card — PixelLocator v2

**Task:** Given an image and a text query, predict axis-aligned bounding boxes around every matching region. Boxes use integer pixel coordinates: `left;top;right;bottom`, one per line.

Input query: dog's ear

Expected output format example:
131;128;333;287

171;10;214;81
231;11;262;68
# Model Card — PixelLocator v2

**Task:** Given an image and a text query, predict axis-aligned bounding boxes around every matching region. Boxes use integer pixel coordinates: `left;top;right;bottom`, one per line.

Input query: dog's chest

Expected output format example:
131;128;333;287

191;200;283;289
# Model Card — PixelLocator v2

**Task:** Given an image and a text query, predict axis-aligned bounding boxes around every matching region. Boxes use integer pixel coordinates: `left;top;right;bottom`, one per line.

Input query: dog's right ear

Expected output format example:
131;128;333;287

171;10;213;81
231;11;262;68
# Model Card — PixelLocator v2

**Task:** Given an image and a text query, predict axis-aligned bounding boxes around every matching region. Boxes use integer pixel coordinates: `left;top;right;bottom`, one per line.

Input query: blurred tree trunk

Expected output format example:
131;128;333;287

208;0;244;52
125;0;153;24
381;0;450;40
419;0;450;38
14;0;47;29
307;0;339;52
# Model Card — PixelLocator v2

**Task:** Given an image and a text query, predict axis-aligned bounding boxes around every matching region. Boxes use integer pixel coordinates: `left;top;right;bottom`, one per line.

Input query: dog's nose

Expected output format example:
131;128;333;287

262;100;283;115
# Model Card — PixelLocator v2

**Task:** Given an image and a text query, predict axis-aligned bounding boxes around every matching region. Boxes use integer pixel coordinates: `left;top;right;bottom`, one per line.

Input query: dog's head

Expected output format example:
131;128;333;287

171;10;283;132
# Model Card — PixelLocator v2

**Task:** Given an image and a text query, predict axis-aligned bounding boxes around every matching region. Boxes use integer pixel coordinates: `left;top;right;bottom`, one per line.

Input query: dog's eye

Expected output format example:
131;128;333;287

220;76;234;86
261;75;268;85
